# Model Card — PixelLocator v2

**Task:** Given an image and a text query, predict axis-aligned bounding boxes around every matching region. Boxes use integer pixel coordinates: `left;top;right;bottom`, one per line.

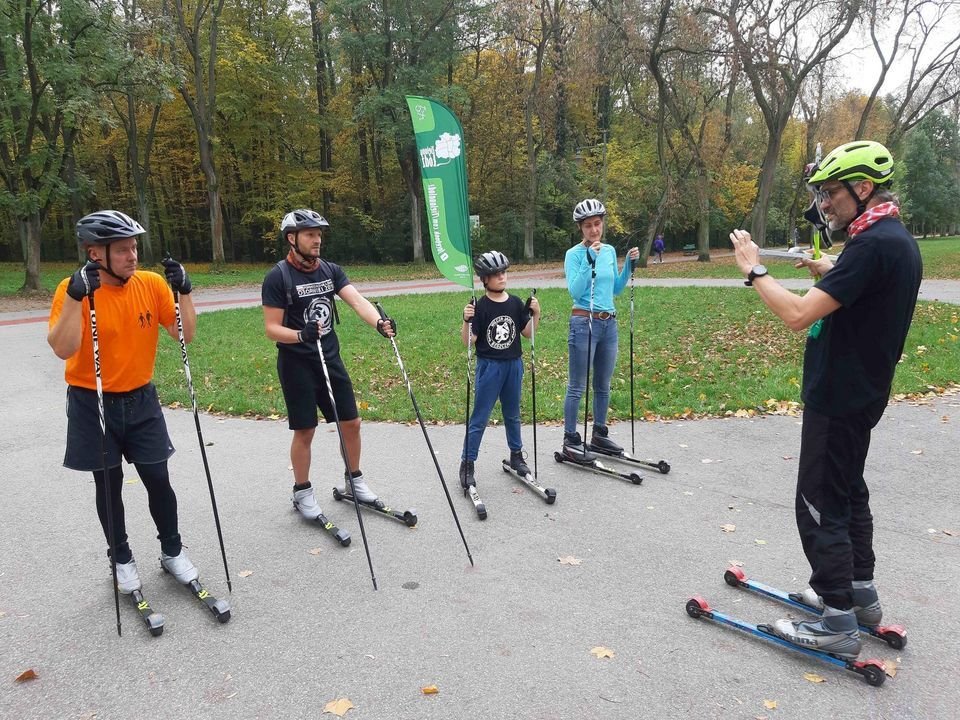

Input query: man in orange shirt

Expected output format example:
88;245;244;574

48;210;203;597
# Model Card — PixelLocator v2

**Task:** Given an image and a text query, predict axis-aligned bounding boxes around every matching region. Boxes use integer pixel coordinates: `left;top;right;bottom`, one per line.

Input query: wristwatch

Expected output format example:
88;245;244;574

744;264;768;287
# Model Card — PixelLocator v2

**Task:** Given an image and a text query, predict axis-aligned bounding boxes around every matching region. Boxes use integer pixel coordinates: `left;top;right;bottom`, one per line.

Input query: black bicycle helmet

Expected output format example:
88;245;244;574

76;211;146;246
474;250;510;277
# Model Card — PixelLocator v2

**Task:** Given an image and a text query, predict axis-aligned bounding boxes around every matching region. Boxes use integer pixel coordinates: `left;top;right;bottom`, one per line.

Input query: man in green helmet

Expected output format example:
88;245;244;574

728;140;922;658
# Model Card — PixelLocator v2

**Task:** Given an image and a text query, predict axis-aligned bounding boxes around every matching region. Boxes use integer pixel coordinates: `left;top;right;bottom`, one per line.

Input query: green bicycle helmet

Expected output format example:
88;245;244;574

807;141;894;187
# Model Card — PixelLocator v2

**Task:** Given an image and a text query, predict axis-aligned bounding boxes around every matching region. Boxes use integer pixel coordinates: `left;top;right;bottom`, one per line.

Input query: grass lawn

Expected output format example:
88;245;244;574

152;287;960;423
3;235;956;296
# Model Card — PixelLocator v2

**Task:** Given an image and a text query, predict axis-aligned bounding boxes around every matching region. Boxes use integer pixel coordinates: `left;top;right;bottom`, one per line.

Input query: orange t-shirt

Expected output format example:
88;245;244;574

49;271;176;392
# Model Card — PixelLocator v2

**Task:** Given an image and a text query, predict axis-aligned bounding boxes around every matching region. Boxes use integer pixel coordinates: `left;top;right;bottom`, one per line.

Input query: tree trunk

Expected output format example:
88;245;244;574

397;144;424;263
21;214;42;291
695;171;711;261
523;98;538;262
750;136;783;247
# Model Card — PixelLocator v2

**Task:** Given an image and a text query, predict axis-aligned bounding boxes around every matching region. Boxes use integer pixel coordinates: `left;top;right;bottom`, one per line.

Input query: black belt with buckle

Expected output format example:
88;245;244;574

571;308;616;320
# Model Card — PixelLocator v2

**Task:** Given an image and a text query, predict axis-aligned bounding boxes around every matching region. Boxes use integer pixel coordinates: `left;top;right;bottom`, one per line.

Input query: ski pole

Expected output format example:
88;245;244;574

376;302;474;566
314;330;377;591
525;290;538;480
629;262;636;455
166;259;233;593
87;273;122;636
464;295;475;483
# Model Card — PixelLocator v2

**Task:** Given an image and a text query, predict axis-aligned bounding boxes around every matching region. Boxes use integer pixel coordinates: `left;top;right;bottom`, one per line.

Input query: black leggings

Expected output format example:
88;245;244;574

94;461;181;564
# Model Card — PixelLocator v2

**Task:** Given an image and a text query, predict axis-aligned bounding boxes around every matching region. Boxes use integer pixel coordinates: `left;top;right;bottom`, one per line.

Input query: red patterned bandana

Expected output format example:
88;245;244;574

285;248;319;272
846;201;900;238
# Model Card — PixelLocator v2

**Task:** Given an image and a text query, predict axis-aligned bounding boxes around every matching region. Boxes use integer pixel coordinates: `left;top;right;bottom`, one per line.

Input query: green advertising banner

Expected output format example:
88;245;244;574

405;95;473;289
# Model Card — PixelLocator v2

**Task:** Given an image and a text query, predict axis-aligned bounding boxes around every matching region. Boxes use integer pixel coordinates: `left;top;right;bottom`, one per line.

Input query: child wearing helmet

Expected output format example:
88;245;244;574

47;210;207;597
729;140;922;659
261;209;399;522
562;198;639;460
459;250;541;491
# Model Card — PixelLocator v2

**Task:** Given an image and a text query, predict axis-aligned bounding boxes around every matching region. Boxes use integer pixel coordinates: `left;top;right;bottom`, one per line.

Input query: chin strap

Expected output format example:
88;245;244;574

97;245;130;285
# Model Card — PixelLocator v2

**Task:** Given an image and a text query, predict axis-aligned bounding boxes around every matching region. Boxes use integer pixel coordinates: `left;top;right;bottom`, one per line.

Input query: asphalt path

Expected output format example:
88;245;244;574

1;275;959;719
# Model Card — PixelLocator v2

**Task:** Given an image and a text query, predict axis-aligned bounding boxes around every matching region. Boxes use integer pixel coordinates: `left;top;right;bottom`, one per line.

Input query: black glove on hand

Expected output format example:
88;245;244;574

161;255;192;294
377;317;396;338
298;321;321;344
66;261;101;302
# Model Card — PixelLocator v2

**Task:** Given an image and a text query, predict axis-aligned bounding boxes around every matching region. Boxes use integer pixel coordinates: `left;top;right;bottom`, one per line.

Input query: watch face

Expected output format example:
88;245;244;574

752;264;768;276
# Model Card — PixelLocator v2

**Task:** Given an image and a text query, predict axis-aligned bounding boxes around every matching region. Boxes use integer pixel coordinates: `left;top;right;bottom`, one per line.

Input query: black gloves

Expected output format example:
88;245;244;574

66;261;101;302
161;255;192;295
298;321;321;344
377;316;397;338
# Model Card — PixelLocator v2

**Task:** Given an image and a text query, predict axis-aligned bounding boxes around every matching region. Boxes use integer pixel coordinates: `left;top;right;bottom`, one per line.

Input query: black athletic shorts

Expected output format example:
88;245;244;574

64;383;175;471
277;349;358;430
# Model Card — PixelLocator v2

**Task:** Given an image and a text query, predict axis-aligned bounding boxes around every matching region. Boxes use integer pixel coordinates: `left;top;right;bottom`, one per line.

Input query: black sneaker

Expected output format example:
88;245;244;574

459;460;475;489
590;424;623;453
562;431;596;463
509;449;531;476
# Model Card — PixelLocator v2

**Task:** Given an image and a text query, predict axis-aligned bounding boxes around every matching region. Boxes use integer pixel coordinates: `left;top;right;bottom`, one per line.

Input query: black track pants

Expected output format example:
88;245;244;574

93;460;182;563
795;399;886;610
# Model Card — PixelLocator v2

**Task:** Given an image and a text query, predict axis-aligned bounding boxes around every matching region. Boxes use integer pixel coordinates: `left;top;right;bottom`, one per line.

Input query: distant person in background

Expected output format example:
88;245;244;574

652;233;665;263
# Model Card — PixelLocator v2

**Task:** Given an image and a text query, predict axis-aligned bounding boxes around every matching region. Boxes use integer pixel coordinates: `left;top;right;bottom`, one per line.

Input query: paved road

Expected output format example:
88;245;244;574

1;278;959;719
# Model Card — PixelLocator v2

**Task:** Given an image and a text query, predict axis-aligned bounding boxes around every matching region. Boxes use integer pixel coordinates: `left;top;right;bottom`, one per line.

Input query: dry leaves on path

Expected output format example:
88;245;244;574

720;524;736;533
15;669;38;682
421;685;439;695
307;548;323;556
802;672;826;683
323;698;354;716
558;556;582;566
885;659;898;678
590;646;615;659
763;699;777;709
238;570;254;578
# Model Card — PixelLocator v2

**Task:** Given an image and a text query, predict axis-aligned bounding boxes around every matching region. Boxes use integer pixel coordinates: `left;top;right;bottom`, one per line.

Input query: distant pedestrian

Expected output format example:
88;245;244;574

652;233;665;263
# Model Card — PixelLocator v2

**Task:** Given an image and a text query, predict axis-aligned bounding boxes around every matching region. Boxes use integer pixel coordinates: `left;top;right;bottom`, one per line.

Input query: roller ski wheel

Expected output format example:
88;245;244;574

130;590;164;637
333;487;418;527
723;565;907;650
501;460;557;504
685;595;887;686
316;513;352;546
462;483;486;520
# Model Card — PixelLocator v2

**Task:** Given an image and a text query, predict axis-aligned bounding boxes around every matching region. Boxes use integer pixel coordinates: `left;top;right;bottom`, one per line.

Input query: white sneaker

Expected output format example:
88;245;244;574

114;559;141;594
346;474;378;503
292;485;323;520
160;550;199;584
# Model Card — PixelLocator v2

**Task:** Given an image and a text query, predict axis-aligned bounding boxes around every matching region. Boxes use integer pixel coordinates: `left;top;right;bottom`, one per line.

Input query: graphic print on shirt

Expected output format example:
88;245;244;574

297;278;335;337
486;315;516;351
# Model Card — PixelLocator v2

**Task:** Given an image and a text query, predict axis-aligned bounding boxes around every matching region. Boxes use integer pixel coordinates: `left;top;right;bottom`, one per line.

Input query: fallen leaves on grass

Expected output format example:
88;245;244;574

590;646;615;659
15;669;38;682
558;556;582;566
323;698;354;716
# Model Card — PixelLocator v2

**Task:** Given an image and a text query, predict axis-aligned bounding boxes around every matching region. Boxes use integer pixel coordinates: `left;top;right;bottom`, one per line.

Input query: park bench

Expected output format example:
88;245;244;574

682;244;696;255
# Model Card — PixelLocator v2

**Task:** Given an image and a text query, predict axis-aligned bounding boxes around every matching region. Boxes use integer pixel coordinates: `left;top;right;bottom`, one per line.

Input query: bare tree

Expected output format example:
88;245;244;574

856;0;960;145
707;0;861;245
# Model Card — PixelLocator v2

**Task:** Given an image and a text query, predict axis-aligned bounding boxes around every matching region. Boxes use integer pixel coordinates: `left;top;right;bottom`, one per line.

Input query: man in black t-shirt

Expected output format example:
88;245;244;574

262;209;396;521
729;141;921;659
459;251;540;489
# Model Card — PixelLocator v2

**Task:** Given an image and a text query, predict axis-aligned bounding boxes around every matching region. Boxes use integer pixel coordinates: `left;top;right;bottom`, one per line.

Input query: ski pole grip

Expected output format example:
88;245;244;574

374;301;387;321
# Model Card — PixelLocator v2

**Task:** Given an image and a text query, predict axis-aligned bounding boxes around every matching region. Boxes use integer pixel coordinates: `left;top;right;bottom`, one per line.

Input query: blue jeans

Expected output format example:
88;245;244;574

563;316;619;434
462;357;524;461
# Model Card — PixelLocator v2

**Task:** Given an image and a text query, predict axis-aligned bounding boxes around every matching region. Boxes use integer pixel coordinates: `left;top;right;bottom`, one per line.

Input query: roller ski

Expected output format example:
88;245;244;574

160;551;231;624
685;596;887;687
292;485;351;546
501;450;556;504
587;426;670;474
459;460;487;520
723;566;906;650
555;433;642;485
332;485;417;528
115;560;164;637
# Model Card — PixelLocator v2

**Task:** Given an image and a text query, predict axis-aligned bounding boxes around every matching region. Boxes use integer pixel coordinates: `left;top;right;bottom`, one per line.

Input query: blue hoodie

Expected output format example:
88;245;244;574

564;243;633;313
